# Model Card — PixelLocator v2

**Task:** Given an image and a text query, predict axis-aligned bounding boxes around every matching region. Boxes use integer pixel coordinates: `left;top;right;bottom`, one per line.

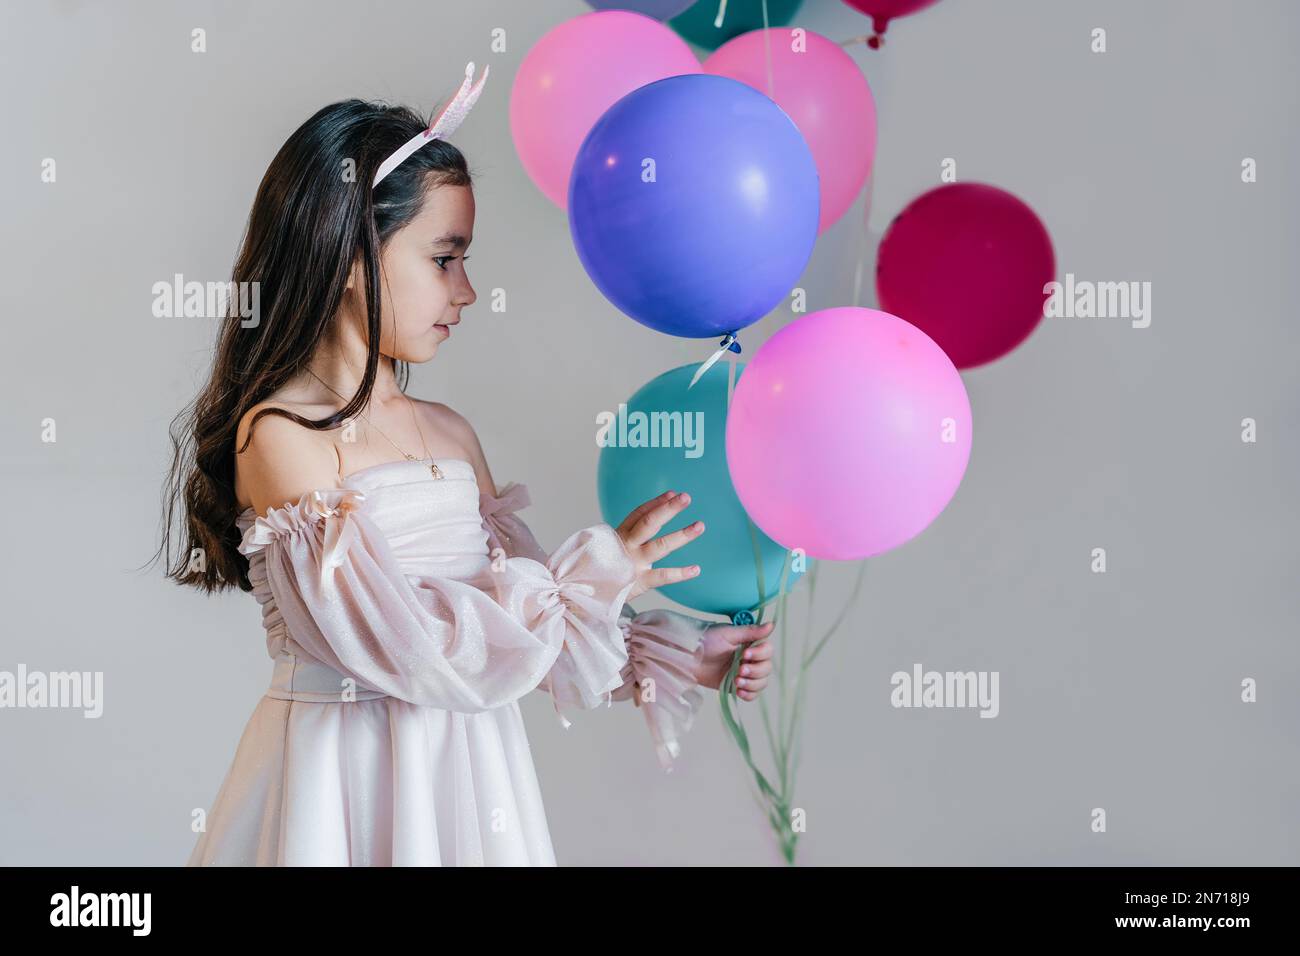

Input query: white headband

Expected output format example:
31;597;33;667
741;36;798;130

372;61;490;188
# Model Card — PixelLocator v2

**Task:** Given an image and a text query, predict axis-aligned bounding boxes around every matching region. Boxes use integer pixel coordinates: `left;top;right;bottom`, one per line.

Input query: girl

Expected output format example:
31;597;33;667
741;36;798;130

159;64;776;866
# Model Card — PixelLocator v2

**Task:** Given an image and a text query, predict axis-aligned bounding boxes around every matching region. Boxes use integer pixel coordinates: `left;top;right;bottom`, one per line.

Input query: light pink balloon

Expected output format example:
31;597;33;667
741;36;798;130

705;28;876;233
725;307;972;560
509;11;701;209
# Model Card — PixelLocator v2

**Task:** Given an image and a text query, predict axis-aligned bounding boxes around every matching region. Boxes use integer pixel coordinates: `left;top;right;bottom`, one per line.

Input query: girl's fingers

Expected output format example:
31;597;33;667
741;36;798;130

721;621;775;649
733;625;776;699
641;564;700;588
618;491;674;538
646;519;705;561
735;675;769;694
622;492;692;548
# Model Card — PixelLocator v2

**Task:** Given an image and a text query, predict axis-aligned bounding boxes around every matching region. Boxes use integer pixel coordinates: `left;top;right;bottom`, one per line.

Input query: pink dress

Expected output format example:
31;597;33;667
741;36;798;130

186;457;709;866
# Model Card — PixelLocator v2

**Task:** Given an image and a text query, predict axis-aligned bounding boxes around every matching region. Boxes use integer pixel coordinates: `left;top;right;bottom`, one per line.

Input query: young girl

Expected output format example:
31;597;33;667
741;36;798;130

160;64;775;866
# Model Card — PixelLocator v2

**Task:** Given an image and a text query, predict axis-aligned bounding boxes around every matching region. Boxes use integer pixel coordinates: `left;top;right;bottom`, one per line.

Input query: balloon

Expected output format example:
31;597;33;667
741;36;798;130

841;0;942;47
876;182;1055;369
726;307;972;561
585;0;696;18
706;28;876;234
509;11;700;209
569;73;819;339
670;0;804;51
598;362;805;615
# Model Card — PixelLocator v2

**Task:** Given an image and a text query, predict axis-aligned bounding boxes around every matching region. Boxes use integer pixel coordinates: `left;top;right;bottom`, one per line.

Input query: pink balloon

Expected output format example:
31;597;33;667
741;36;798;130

876;182;1055;369
509;11;701;209
705;29;876;234
726;307;972;561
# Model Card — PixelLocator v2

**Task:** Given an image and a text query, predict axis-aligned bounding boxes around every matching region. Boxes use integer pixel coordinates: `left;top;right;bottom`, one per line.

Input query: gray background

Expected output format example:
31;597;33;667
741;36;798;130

1;0;1296;865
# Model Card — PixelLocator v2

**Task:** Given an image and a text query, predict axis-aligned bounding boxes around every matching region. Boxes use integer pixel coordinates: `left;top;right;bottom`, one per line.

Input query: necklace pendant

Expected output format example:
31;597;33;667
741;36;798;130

430;461;444;480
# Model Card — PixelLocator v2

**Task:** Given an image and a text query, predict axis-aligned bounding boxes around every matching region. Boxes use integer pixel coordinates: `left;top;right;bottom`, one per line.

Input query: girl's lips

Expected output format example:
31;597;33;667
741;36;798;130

434;324;451;336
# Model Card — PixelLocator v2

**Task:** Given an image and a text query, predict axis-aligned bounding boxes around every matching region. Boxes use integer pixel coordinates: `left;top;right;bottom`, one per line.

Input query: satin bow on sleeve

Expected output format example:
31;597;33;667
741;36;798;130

479;481;530;524
479;482;549;565
240;488;368;590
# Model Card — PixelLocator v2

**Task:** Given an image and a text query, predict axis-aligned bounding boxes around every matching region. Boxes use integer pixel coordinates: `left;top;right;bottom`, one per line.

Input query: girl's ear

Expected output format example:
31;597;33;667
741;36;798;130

345;255;361;292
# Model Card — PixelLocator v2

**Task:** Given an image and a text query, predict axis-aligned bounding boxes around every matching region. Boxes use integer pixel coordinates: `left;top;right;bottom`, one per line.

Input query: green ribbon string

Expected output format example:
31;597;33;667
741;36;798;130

719;529;869;865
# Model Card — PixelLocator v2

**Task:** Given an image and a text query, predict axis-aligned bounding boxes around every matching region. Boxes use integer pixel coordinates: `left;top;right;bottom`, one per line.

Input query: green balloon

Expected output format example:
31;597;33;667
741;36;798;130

669;0;805;51
597;361;807;616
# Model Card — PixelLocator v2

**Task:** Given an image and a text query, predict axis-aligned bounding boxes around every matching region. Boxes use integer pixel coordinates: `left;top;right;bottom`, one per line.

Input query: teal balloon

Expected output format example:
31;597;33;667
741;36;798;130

597;361;806;615
669;0;804;51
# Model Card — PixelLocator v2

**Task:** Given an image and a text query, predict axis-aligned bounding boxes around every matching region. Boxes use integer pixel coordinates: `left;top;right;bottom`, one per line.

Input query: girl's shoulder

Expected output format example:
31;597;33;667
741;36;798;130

236;397;338;445
234;399;341;515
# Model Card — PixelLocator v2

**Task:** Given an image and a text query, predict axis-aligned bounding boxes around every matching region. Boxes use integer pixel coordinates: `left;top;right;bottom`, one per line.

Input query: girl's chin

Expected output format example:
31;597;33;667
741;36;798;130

391;342;443;364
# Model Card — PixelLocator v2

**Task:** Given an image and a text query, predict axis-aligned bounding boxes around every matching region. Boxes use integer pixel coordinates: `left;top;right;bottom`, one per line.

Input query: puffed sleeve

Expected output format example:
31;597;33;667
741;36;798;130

238;486;637;713
481;482;710;771
609;606;709;772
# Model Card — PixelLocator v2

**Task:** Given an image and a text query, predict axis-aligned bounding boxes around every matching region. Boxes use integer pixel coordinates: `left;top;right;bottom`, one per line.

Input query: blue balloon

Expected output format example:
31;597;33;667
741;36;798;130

597;361;807;616
584;0;697;18
569;73;820;339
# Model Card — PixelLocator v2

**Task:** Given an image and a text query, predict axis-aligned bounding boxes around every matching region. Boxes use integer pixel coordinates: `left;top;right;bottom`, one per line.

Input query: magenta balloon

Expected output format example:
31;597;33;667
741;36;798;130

876;182;1055;369
705;28;876;234
725;307;972;561
509;11;701;209
841;0;942;26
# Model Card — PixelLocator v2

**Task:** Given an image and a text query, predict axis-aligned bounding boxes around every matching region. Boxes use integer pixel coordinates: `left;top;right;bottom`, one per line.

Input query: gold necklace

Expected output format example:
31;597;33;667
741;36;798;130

307;370;444;480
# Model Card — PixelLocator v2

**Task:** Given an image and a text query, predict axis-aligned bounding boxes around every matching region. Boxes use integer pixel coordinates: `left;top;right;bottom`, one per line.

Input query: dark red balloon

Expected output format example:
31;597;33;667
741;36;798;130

842;0;943;39
876;183;1055;369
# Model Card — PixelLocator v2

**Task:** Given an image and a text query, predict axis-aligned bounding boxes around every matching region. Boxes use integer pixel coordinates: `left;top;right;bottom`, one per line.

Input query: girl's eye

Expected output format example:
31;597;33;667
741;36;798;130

433;255;470;271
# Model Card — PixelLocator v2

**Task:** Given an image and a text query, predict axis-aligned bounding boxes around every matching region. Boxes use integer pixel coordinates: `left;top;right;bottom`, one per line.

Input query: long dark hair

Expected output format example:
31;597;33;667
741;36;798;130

153;99;474;594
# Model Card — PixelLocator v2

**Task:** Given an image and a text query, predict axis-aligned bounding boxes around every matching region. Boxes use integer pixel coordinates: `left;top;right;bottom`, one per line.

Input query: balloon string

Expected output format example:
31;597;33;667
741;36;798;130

852;166;874;308
726;346;737;409
761;0;774;99
688;331;741;389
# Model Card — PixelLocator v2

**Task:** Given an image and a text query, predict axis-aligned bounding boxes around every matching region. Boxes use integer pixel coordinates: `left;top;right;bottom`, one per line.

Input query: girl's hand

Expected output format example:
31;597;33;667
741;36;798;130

615;490;705;601
694;620;775;701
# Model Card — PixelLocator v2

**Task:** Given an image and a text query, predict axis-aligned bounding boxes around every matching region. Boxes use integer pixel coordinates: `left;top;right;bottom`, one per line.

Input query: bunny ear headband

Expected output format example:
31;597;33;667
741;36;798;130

372;61;490;188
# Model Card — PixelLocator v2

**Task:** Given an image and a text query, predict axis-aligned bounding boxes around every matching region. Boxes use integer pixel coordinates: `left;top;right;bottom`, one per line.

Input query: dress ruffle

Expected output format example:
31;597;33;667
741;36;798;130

240;488;369;589
611;607;708;772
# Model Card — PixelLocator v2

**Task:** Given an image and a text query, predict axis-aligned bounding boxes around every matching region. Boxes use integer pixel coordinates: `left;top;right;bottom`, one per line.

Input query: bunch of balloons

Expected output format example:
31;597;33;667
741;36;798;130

510;2;1050;619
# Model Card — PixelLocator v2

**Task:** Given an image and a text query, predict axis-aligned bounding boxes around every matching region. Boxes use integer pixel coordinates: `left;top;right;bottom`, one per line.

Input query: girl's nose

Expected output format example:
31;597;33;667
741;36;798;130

456;277;477;308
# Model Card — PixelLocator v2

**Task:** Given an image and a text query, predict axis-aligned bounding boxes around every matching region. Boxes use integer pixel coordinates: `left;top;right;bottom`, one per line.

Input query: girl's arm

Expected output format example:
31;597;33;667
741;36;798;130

238;421;638;713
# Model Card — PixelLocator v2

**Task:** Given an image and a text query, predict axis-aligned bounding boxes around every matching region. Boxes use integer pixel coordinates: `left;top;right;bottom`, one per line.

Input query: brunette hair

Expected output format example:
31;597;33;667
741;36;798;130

152;99;473;593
